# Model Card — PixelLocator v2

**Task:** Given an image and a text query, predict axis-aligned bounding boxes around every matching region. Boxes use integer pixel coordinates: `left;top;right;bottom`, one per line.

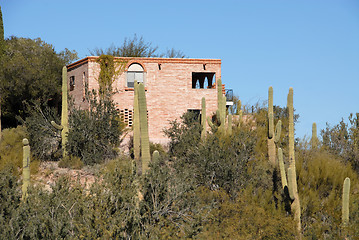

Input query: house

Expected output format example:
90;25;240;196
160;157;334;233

67;56;228;144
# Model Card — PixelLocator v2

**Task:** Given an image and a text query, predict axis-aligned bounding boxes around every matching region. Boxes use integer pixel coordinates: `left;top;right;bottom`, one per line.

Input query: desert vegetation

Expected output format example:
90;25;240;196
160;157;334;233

0;7;358;240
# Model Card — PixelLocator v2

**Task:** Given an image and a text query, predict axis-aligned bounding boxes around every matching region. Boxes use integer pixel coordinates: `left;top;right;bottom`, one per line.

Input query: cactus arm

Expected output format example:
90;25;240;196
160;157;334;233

201;97;206;140
236;99;241;115
207;117;214;129
274;120;282;143
342;177;350;226
267;86;276;165
268;86;274;139
22;138;30;200
51;121;63;130
287;167;295;201
278;148;288;189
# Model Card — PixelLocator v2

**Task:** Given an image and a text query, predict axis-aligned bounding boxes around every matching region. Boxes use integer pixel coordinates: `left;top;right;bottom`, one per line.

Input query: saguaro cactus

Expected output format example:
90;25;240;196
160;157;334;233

138;83;151;174
311;122;318;149
342;177;350;227
133;81;141;172
268;86;282;165
201;97;206;140
287;87;301;235
208;78;227;133
22;138;30;200
51;66;69;158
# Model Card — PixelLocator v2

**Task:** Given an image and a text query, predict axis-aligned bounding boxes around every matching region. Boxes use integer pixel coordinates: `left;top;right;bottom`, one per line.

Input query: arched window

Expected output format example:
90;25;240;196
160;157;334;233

127;63;145;88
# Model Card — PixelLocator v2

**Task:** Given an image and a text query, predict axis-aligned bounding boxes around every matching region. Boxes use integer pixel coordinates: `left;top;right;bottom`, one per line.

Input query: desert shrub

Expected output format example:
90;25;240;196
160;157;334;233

140;153;201;239
165;111;257;196
24;103;61;161
0;167;21;238
85;156;140;238
6;177;90;239
198;187;296;240
296;149;359;239
0;125;28;173
58;155;83;169
67;90;124;165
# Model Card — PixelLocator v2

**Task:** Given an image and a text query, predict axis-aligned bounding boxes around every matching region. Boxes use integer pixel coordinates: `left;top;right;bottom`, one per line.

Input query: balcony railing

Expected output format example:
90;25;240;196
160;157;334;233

225;89;233;102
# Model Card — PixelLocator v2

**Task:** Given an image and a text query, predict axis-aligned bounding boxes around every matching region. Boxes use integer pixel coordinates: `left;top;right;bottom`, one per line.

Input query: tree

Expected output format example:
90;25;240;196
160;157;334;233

89;34;186;58
321;113;359;172
0;6;4;140
0;37;78;128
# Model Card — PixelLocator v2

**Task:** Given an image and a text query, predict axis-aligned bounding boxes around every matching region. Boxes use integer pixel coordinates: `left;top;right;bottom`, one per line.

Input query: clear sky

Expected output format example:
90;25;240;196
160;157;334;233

1;0;358;139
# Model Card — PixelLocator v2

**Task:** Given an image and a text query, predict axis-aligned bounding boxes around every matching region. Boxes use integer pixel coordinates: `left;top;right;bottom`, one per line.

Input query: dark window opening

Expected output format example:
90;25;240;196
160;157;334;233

187;109;201;121
192;72;215;89
70;76;75;91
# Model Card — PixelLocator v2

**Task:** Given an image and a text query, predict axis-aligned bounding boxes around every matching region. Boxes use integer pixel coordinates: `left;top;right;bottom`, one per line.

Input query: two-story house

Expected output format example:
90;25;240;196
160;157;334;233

67;56;224;144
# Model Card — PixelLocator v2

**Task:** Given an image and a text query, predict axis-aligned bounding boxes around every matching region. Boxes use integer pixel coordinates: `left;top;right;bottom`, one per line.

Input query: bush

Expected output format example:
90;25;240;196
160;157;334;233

296;149;359;238
165;111;257;196
67;90;124;165
24;103;61;161
0;125;28;173
58;155;83;169
0;167;21;237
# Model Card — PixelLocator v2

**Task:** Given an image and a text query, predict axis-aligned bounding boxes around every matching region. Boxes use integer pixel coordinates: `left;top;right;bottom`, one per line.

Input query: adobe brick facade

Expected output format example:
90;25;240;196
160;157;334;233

67;57;222;145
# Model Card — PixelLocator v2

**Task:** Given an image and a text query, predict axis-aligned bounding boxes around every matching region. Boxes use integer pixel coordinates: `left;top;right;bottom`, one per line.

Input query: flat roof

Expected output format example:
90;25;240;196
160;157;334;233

67;56;221;70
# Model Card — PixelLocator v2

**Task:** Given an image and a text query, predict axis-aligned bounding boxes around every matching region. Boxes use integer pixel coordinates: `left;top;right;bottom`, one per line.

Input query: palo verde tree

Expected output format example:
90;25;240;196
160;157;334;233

89;34;186;58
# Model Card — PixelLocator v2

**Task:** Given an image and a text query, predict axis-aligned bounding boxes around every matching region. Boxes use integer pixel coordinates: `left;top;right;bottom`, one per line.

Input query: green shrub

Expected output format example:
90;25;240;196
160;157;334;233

165;111;257;196
24;103;61;161
67;90;124;165
0;125;28;173
0;167;21;238
58;155;83;169
296;149;359;238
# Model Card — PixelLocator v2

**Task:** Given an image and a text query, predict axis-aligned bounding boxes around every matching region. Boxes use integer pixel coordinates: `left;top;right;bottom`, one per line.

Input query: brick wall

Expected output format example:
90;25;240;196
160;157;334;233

68;57;222;145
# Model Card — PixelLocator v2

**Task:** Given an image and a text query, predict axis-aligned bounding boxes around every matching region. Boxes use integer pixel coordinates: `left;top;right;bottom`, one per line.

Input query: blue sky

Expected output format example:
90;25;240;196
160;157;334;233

1;0;358;139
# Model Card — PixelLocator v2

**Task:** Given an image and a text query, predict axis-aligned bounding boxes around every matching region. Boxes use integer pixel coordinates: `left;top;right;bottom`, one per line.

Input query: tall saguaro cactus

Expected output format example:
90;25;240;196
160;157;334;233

342;177;350;227
51;66;69;158
287;87;301;236
133;81;141;171
268;86;282;165
22;138;30;200
201;97;206;140
138;83;151;174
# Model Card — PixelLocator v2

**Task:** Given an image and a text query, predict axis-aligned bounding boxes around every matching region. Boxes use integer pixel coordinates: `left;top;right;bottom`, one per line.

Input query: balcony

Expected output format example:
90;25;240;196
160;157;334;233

225;89;234;106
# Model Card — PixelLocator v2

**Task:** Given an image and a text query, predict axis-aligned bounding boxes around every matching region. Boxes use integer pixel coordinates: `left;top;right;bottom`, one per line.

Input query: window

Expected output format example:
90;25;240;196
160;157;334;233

70;76;75;91
187;109;201;121
192;72;215;89
127;63;145;88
